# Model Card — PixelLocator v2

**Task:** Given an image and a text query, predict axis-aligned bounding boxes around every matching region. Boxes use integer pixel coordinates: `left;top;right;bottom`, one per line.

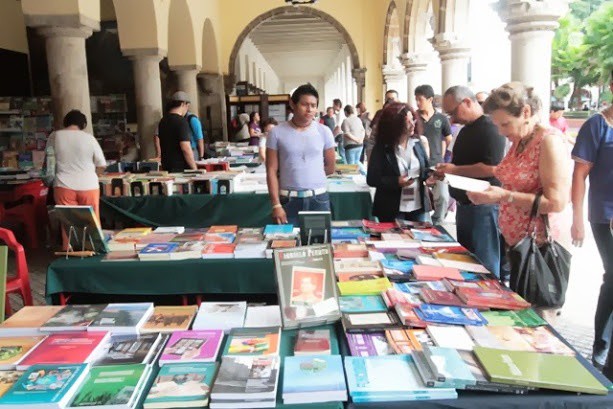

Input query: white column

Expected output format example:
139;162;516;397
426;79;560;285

345;56;353;105
352;68;367;104
495;0;568;115
173;66;201;117
401;53;429;107
382;65;408;102
129;53;163;160
38;26;94;133
432;33;471;94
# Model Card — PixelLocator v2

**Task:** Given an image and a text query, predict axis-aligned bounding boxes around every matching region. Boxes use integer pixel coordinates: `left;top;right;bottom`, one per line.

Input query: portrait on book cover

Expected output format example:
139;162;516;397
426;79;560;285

290;267;326;307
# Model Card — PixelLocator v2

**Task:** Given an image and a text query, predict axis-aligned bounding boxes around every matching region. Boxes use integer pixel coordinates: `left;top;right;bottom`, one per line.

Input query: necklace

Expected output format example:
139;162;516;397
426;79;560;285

516;129;536;155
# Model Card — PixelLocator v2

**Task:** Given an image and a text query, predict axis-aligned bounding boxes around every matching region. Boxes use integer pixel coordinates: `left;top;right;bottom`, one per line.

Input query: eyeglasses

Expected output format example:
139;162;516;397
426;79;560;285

448;101;464;117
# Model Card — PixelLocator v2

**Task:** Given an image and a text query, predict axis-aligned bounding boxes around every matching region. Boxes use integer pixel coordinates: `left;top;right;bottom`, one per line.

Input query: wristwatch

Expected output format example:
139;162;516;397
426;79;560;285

506;191;514;204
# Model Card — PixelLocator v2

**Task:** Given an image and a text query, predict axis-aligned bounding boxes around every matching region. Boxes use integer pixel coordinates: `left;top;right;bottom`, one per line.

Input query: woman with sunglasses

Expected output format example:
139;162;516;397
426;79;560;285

366;102;432;223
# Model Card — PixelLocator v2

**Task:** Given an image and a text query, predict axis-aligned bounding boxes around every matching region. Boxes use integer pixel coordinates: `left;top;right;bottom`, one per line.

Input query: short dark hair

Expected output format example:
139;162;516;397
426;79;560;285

165;99;184;112
261;117;278;129
291;84;319;105
249;111;259;123
414;84;435;100
375;102;423;147
550;103;565;112
63;110;87;130
344;105;355;116
385;90;399;97
333;98;342;107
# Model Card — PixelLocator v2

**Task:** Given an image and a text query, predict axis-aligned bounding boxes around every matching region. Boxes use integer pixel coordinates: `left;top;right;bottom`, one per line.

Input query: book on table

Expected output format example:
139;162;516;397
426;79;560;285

412;265;464;281
474;347;608;395
0;306;64;336
346;332;393;357
409;227;455;243
282;355;347;404
88;303;154;334
153;226;185;234
419;288;465;307
337;277;392;296
415;304;487;326
222;327;281;357
480;309;547;327
333;243;369;259
40;304;107;333
68;363;150;408
0;336;46;370
201;243;236;259
0;371;23;399
380;258;415;281
50;205;109;253
0;364;89;409
273;244;341;329
169;242;206;260
339;295;387;314
191;302;247;334
140;305;198;333
138;243;179;261
341;311;401;333
412;345;477;389
385;328;434;354
243;306;282;328
294;329;331;356
394;304;427;328
457;350;534;394
263;224;294;239
159;330;224;365
426;325;475;351
93;333;163;366
143;362;218;409
381;288;422;308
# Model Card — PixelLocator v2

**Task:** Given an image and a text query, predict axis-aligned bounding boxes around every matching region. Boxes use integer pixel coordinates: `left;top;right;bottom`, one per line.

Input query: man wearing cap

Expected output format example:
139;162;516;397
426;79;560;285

156;91;197;172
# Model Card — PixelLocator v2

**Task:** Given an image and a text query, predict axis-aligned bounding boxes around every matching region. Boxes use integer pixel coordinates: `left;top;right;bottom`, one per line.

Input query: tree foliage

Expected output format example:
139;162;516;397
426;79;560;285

583;2;613;83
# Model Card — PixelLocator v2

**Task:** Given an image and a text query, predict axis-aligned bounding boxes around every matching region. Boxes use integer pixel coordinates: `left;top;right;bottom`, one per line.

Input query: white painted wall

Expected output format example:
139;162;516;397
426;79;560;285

235;38;282;94
323;45;355;108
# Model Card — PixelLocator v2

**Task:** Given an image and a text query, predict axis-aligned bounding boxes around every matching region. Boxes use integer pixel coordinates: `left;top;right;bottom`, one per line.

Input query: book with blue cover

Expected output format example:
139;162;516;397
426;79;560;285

414;346;477;388
282;355;347;404
0;364;88;407
415;304;487;326
381;259;415;281
139;243;179;260
331;228;369;240
394;281;447;294
339;295;387;313
263;224;294;237
344;355;457;402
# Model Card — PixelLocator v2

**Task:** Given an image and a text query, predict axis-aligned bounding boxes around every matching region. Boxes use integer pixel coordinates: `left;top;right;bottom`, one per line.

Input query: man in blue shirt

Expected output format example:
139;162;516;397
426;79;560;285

266;84;336;226
186;111;204;161
571;71;613;372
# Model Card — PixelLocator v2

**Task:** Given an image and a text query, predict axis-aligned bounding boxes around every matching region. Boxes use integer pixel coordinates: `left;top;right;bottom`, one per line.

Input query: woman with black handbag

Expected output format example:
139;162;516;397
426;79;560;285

462;83;572;322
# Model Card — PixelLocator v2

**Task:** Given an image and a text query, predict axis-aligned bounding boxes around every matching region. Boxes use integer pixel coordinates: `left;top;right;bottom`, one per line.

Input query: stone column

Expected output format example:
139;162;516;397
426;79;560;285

127;53;163;160
432;33;471;94
38;26;94;133
173;66;201;117
352;68;367;104
401;53;429;107
198;72;229;142
495;0;568;115
382;65;408;102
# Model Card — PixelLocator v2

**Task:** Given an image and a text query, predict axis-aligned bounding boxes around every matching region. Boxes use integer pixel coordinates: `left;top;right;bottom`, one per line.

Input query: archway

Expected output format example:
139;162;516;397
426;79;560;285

382;1;407;101
228;5;363;104
199;18;225;141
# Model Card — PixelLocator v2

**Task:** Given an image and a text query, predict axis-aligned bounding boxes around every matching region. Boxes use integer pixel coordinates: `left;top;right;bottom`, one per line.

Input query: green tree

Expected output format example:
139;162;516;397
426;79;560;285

583;2;613;83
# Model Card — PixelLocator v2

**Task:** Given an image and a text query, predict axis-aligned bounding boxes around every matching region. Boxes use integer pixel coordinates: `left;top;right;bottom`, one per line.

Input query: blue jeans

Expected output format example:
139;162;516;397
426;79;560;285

456;204;501;278
280;192;331;226
592;222;613;368
345;146;363;165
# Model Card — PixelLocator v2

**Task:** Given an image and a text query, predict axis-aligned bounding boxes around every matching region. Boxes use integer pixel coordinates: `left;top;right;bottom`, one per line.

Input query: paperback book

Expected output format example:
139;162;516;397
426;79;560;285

282;355;347;404
41;305;107;332
210;356;280;403
457;350;533;394
339;295;387;314
385;329;434;354
140;306;198;333
415;304;487;326
341;312;401;333
294;329;331;355
159;330;224;365
88;303;154;334
0;306;64;336
223;327;281;357
346;332;393;356
414;345;477;388
94;333;162;366
191;302;247;334
0;371;22;398
480;309;547;327
0;336;46;370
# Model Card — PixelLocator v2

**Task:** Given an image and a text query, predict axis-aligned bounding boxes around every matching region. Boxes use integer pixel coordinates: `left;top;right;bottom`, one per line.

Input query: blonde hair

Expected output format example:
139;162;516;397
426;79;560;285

483;82;542;118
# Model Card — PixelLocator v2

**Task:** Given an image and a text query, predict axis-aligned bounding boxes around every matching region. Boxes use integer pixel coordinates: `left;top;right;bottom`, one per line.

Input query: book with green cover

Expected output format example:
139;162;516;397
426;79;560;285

473;347;608;395
144;362;218;408
480;309;546;327
69;363;148;407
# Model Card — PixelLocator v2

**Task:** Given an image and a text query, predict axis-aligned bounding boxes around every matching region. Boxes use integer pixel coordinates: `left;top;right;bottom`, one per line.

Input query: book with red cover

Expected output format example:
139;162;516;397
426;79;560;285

455;287;530;310
412;265;463;281
17;332;109;369
394;304;427;328
201;243;236;258
333;243;369;259
207;225;238;234
294;329;331;355
420;288;465;307
361;219;397;233
381;288;422;308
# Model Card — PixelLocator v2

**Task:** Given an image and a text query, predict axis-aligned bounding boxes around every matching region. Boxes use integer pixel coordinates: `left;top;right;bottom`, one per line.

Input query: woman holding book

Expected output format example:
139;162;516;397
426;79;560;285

367;102;432;223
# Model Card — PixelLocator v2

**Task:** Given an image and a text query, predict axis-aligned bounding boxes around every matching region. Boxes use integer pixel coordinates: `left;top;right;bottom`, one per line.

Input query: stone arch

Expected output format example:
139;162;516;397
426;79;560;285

228;6;361;83
404;0;441;54
167;0;197;67
383;1;402;67
201;18;220;74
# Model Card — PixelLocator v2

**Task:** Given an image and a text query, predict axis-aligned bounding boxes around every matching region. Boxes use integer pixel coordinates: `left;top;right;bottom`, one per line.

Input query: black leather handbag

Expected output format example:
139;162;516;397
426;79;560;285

508;193;571;308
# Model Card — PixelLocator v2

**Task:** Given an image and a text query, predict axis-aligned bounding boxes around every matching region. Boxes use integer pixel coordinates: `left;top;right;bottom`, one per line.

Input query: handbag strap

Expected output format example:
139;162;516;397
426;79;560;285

525;193;542;236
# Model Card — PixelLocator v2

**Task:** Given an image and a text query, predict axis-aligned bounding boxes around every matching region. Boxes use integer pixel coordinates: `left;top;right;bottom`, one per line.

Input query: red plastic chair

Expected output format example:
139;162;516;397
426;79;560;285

0;228;33;316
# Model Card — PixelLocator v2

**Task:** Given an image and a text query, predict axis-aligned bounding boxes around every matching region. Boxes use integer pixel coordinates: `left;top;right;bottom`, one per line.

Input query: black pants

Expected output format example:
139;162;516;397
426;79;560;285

592;222;613;371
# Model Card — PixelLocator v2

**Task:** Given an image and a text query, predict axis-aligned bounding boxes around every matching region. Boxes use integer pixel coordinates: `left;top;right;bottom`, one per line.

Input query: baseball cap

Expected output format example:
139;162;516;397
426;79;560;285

171;91;191;103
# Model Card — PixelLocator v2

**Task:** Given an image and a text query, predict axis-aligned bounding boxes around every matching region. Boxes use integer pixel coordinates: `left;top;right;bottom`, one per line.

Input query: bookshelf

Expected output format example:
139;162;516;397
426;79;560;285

91;94;128;156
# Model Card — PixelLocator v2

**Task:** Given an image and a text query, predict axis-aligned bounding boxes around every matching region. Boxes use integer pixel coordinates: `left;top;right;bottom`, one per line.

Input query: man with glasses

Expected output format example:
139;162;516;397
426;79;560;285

571;71;613;372
436;86;506;277
415;85;452;225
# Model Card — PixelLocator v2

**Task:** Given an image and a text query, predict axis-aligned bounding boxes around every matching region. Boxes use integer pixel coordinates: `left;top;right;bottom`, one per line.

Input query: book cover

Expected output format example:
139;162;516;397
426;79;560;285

192;302;246;333
337;272;386;282
70;364;147;407
223;327;280;357
381;288;422;308
341;312;400;333
41;304;106;331
457;350;532;394
330;227;369;240
337;277;392;296
243;306;282;328
0;336;46;370
513;327;575;356
410;228;455;242
208;225;238;234
263;224;294;236
0;371;23;398
140;306;198;333
339;295;387;313
393;281;447;294
89;303;153;331
394;304;427;328
346;332;393;356
412;265;463;281
465;325;504;349
0;306;64;335
153;226;185;234
18;333;108;369
421;346;477;388
415;304;487;326
380;259;414;274
333;243;369;259
94;333;161;366
282;355;346;397
294;329;331;355
139;243;179;255
480;309;547;327
474;347;608;395
419;288;465;307
170;232;205;243
115;227;152;238
144;362;218;408
486;326;535;352
201;243;236;257
455;287;530;310
385;329;433;354
361;220;397;233
426;326;475;351
274;245;341;329
269;240;297;249
1;364;88;406
211;356;280;400
160;330;224;364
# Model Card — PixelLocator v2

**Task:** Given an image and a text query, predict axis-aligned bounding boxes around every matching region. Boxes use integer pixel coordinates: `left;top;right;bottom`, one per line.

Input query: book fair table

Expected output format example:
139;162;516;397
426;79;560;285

99;191;372;228
45;256;276;304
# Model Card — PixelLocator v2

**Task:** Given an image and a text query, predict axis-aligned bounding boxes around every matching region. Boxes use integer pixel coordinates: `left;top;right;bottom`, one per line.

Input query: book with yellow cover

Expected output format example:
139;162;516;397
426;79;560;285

222;327;281;357
0;306;64;336
115;227;153;239
140;306;198;333
337;277;392;296
0;371;23;398
0;336;46;370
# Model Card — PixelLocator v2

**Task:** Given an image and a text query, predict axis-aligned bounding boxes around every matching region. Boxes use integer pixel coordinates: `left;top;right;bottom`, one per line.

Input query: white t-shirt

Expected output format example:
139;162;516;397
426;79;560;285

397;140;422;212
48;130;107;191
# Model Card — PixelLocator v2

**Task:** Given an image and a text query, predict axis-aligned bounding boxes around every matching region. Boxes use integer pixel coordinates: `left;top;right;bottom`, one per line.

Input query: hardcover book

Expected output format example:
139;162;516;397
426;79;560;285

211;356;280;401
457;350;533;394
0;336;46;370
415;304;487;326
474;347;608;395
159;330;224;365
69;364;148;408
144;362;218;409
294;329;331;355
223;327;280;357
282;355;347;403
274;245;341;329
346;332;393;356
41;304;107;332
140;305;198;333
94;333;162;366
419;288;465;307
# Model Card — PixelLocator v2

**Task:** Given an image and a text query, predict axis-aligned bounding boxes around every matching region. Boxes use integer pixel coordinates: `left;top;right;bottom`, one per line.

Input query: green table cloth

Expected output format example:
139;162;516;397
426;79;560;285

100;191;372;228
46;256;276;304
